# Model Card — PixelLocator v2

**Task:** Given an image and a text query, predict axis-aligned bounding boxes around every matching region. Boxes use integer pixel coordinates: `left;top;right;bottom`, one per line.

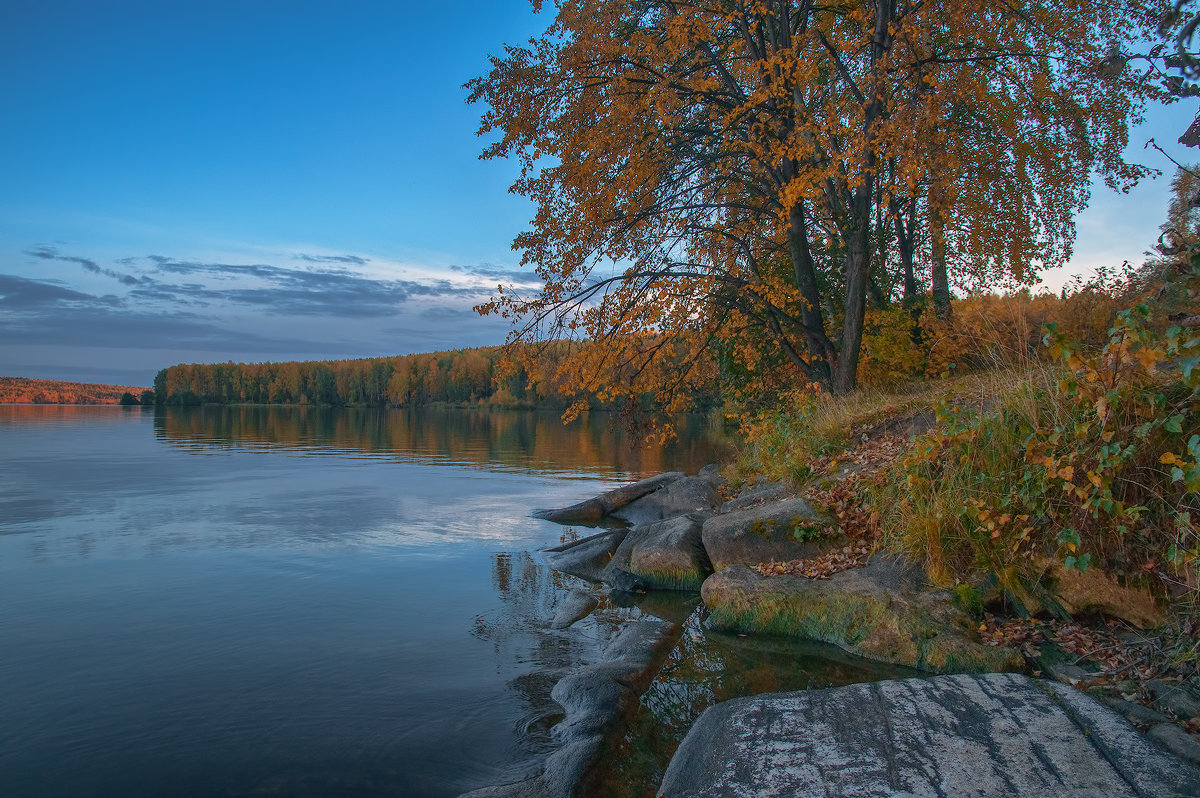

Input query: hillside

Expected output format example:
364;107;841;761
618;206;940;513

0;377;151;405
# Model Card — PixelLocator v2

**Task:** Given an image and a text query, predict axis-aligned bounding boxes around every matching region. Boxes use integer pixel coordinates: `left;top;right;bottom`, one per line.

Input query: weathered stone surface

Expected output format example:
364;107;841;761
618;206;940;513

718;480;792;513
533;472;684;524
544;528;628;583
1145;678;1200;720
701;556;1021;673
605;514;712;592
549;588;600;630
1050;563;1164;629
611;476;721;525
1149;723;1200;765
1099;695;1171;728
701;497;829;570
696;463;724;486
659;673;1200;798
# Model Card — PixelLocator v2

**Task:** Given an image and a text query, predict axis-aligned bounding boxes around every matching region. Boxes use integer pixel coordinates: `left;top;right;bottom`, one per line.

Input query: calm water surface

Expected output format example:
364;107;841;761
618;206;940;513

0;405;729;797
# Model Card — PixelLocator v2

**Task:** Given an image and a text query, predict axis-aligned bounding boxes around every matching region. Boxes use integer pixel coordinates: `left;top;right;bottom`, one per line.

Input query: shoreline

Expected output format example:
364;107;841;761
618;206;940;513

469;463;1200;796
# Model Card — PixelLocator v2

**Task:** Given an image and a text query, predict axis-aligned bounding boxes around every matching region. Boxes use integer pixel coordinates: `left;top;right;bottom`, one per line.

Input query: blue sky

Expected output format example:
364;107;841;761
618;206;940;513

1;1;1197;386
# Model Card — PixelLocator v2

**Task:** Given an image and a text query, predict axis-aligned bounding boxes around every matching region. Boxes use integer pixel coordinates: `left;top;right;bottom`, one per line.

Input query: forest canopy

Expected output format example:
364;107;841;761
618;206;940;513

151;343;720;409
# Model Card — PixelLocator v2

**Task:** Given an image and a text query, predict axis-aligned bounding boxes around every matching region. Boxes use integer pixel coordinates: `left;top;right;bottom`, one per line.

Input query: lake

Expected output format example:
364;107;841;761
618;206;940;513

0;405;907;797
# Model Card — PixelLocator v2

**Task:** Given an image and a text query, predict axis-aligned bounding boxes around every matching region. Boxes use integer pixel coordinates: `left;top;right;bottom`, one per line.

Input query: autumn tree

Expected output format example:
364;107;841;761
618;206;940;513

470;0;1165;399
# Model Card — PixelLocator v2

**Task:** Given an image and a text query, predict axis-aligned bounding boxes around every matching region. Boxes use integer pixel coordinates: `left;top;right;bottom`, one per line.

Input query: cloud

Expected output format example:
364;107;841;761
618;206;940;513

27;246;144;286
0;300;322;353
1;244;520;382
131;255;486;316
0;273;120;309
293;253;370;266
450;262;541;285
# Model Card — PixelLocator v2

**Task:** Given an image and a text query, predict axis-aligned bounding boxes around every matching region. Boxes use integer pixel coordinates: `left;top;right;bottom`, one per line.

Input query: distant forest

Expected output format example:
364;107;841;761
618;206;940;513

153;345;718;409
0;377;151;405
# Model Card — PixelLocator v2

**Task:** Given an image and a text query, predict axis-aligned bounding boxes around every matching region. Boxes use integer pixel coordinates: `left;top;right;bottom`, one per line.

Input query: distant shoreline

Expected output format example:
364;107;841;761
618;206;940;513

0;377;151;405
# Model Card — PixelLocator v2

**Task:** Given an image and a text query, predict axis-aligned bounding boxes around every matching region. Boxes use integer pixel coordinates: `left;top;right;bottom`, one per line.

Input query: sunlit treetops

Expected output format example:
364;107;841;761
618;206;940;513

469;0;1172;403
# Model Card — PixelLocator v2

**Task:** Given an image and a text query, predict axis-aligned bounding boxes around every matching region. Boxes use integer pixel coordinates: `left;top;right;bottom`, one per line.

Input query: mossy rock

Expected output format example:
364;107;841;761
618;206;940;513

700;556;1023;674
702;496;834;570
605;514;712;592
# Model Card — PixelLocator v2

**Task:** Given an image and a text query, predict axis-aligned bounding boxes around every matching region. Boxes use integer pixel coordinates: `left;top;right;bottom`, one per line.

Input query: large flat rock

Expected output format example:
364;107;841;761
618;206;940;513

544;528;629;582
659;673;1200;797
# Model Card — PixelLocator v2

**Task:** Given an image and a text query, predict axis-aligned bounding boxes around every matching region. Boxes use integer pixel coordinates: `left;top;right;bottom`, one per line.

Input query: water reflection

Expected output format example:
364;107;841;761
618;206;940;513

473;545;915;798
152;405;732;478
586;621;919;797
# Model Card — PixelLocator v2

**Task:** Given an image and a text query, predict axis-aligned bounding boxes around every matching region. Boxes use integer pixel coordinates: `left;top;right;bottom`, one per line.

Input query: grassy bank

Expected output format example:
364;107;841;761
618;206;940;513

732;274;1199;677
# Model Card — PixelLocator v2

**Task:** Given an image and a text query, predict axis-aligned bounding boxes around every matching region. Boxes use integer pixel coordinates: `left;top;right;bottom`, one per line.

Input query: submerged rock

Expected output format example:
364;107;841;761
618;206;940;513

701;555;1021;673
460;619;681;798
549;588;600;630
701;496;831;571
659;673;1200;797
544;528;629;583
533;472;684;524
604;514;713;592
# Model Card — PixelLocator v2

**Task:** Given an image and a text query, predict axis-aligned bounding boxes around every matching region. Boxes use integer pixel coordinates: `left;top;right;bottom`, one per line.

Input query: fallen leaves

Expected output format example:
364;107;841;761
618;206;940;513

752;541;873;580
977;614;1152;678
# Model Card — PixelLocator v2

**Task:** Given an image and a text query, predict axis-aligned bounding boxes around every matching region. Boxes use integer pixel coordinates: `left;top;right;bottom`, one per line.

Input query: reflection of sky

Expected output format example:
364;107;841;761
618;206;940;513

0;404;670;795
1;432;611;568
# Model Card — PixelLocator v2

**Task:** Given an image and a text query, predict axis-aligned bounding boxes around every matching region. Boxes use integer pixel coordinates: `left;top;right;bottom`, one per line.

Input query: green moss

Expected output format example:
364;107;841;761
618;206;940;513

633;565;708;592
706;581;1021;674
952;583;984;621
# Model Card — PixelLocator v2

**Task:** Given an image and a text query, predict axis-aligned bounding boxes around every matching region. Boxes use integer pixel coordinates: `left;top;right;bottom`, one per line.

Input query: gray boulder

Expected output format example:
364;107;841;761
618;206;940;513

701;496;831;570
611;475;721;525
604;514;713;592
701;556;1022;673
696;463;725;486
659;673;1200;797
533;472;684;524
718;479;791;512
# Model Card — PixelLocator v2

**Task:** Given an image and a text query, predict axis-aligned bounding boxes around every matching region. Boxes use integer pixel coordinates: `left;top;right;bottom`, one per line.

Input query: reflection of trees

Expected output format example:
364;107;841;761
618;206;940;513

587;619;920;798
154;406;730;478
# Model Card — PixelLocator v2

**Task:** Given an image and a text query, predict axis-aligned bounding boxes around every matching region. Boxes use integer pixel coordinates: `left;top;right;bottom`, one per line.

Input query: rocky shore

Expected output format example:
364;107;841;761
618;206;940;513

463;467;1200;797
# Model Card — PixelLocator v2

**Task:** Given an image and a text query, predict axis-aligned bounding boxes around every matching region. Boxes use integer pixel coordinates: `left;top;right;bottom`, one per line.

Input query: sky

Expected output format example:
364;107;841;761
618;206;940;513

1;1;1197;387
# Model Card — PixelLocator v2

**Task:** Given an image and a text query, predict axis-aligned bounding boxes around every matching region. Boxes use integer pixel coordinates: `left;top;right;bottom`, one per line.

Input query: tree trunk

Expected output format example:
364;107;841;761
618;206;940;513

835;193;873;394
930;198;952;319
833;0;893;394
894;201;918;306
835;235;870;394
787;201;836;384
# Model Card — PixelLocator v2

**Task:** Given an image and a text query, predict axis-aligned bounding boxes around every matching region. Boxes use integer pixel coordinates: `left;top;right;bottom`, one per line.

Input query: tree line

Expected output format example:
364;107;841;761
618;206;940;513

152;343;722;409
0;377;151;405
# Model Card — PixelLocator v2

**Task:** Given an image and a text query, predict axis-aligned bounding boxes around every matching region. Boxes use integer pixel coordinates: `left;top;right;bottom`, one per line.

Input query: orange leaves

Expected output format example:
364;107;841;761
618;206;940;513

752;541;873;580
